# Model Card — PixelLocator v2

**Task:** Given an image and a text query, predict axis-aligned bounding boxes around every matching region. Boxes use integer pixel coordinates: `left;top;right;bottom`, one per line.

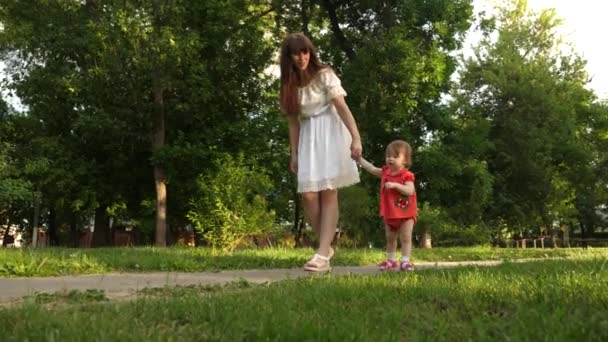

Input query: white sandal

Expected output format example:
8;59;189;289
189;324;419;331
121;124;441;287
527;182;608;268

304;254;331;272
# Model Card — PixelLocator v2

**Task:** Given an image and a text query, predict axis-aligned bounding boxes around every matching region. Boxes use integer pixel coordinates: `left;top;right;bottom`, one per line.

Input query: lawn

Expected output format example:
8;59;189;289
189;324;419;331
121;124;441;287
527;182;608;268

0;245;606;277
1;256;606;341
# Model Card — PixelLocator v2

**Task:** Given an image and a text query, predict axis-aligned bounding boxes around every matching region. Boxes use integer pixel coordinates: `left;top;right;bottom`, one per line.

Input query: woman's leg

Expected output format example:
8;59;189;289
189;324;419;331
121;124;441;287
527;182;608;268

302;191;321;238
317;189;339;257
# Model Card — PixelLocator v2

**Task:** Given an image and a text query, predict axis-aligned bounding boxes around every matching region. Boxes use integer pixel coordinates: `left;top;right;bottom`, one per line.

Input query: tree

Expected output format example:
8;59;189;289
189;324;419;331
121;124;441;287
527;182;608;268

453;0;596;237
564;101;608;238
1;0;278;246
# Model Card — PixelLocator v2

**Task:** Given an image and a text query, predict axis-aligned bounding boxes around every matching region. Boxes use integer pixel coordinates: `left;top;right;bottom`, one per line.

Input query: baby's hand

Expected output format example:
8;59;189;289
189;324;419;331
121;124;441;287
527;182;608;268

384;182;399;189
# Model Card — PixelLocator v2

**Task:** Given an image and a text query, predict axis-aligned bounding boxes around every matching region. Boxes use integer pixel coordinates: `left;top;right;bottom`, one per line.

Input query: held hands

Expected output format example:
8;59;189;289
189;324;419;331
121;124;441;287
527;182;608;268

357;156;382;177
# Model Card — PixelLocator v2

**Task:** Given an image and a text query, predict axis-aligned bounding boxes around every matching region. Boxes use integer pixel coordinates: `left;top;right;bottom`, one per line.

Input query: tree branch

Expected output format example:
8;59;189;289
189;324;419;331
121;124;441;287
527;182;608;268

320;0;355;59
236;6;276;33
301;0;310;36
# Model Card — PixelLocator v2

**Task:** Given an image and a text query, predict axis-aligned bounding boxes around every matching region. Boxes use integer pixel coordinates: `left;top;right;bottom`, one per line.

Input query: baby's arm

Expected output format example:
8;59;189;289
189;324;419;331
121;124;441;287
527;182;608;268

358;157;382;178
385;181;415;196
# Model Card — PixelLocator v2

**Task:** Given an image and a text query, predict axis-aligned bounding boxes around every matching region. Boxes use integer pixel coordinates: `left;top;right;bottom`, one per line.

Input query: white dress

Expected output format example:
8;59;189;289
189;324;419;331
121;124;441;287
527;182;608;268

297;68;360;193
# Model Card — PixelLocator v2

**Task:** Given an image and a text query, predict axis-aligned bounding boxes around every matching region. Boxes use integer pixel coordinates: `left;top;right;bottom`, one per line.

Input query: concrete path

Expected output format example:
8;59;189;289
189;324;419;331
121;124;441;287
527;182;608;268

0;259;526;303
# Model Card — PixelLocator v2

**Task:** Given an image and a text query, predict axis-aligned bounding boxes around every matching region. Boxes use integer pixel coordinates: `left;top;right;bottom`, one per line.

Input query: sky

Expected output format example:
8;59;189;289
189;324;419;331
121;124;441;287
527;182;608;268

468;0;608;99
2;0;607;109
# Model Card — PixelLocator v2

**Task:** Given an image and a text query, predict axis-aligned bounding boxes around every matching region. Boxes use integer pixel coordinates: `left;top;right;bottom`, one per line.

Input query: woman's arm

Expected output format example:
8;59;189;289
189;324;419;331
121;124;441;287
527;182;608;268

332;96;362;160
358;157;382;178
287;114;299;173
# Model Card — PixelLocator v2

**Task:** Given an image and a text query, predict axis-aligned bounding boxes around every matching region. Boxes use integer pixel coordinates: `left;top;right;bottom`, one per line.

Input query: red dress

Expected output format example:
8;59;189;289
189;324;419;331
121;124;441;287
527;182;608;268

380;166;417;229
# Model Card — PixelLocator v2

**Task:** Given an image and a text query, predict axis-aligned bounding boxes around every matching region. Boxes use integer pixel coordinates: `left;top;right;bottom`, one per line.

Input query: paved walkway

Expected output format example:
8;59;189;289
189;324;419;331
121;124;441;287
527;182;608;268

0;259;527;303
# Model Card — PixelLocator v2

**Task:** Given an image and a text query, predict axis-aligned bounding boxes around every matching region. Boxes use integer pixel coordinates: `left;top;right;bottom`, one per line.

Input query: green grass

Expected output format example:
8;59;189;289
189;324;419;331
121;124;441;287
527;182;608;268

1;257;606;341
23;289;108;305
0;246;606;277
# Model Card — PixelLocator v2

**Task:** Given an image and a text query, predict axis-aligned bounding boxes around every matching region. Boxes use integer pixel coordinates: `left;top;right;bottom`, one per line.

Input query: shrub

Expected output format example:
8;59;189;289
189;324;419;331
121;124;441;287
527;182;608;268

432;224;490;246
415;203;490;246
338;185;381;247
187;153;276;252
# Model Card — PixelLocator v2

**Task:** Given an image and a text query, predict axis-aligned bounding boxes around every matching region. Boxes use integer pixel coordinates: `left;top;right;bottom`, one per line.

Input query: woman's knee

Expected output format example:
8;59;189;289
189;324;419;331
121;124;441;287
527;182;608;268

302;192;319;204
319;189;338;203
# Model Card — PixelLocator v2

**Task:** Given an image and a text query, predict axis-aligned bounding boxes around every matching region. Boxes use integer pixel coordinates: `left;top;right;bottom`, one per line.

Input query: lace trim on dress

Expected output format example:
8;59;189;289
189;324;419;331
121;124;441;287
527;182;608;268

297;173;360;193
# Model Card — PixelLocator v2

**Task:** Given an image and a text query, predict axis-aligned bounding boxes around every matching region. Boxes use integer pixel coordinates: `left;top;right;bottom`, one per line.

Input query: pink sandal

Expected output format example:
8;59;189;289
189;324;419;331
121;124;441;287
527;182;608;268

304;254;331;272
400;261;415;272
378;259;399;271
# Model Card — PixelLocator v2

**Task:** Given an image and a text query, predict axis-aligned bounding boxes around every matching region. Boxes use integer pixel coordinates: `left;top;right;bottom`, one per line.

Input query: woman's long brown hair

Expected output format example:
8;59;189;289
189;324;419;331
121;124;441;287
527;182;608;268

279;33;327;116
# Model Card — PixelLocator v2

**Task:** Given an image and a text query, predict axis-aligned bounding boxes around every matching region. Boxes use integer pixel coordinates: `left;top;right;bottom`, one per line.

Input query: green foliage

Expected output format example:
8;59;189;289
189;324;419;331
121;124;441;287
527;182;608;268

25;289;108;305
187;154;276;251
1;0;606;248
337;184;379;246
0;143;34;205
564;101;608;234
432;224;490;247
449;0;599;235
416;202;443;233
0;115;36;210
0;0;279;245
0;252;106;277
415;202;491;246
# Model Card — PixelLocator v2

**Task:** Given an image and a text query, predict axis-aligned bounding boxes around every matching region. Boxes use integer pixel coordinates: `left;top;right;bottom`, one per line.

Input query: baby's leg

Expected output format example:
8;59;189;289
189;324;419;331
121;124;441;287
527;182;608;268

399;219;415;262
379;223;400;270
385;223;399;258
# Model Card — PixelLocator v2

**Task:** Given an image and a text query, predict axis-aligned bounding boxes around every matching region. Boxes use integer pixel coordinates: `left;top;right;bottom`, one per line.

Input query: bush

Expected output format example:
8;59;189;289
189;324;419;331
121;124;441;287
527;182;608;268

415;203;490;246
338;184;382;247
432;224;490;246
187;153;276;252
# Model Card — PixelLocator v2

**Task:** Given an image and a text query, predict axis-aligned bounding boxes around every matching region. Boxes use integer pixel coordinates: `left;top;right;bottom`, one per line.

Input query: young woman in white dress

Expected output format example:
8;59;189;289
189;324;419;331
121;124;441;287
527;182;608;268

279;33;363;272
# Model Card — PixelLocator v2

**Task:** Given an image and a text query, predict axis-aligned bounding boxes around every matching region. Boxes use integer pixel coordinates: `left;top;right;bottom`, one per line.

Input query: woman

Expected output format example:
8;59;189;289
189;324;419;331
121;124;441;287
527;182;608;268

280;33;362;272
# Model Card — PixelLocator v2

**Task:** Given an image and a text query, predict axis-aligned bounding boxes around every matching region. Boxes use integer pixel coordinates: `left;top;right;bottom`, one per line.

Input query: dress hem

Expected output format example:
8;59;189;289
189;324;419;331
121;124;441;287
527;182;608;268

297;175;360;193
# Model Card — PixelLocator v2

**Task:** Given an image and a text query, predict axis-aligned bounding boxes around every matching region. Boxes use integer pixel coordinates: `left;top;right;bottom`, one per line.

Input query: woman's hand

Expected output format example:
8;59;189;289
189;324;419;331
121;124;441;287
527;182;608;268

351;138;362;161
290;154;298;174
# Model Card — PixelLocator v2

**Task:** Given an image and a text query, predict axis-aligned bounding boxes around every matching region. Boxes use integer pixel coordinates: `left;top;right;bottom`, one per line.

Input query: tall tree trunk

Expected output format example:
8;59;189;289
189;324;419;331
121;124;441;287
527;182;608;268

152;73;167;247
69;212;80;247
193;228;204;247
563;225;571;248
2;216;11;247
48;209;59;246
92;206;111;247
551;228;559;248
152;0;167;247
31;192;40;247
579;221;588;249
419;226;432;248
153;165;167;246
